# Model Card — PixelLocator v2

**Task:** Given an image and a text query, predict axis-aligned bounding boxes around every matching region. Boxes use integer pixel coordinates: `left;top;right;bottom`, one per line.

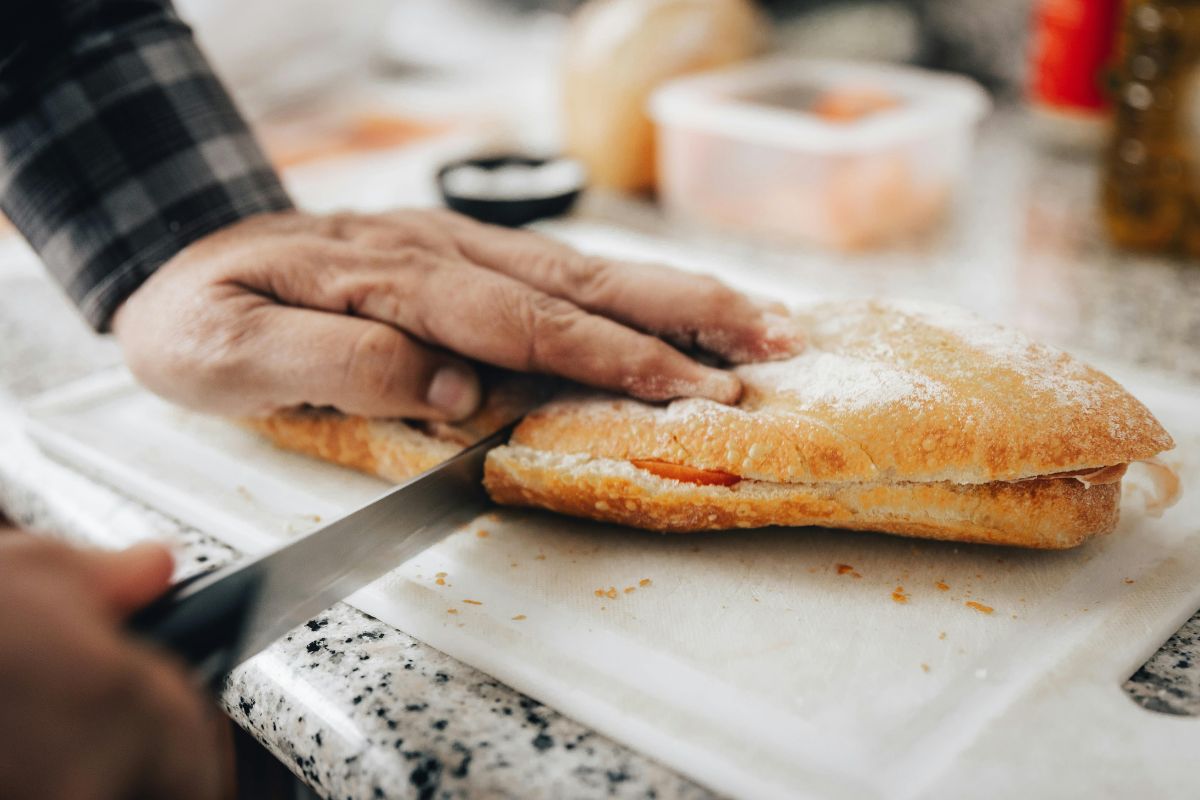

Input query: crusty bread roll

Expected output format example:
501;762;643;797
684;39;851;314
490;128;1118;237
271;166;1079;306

482;299;1175;548
244;299;1175;549
243;371;553;483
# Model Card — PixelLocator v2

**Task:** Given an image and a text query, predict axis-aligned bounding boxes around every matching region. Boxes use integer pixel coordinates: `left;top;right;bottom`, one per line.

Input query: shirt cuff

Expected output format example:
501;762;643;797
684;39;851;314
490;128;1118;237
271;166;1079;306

0;15;293;330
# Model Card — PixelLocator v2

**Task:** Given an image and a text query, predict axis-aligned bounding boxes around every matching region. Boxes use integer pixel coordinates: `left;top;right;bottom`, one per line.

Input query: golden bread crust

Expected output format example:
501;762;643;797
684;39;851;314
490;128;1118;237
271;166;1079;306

243;372;552;483
483;447;1121;548
242;411;460;483
510;300;1173;484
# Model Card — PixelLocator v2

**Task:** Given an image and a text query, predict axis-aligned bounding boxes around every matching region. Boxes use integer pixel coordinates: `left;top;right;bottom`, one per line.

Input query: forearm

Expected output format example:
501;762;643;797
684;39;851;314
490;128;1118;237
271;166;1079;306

0;0;292;330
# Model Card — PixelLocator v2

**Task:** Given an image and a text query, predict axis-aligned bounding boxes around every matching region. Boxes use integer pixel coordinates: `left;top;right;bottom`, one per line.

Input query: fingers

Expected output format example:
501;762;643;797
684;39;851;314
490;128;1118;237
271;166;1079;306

86;542;176;617
229;305;482;420
0;536;173;618
419;216;806;363
346;258;742;403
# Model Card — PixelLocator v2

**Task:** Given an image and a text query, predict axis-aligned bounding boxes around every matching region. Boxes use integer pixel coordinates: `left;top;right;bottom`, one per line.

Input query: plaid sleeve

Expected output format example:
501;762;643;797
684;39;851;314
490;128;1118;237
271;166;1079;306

0;1;293;330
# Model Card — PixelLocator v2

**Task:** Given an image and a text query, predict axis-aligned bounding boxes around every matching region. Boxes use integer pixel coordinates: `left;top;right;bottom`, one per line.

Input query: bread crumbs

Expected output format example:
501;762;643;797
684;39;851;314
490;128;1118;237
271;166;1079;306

892;587;909;604
920;663;930;673
623;586;636;594
463;599;482;605
965;601;994;614
446;608;458;614
934;581;949;591
639;578;652;587
476;529;489;538
512;614;526;621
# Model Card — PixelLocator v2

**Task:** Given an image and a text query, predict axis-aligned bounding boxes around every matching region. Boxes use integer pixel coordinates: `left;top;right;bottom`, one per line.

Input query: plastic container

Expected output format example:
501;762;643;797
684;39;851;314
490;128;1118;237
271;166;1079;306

649;59;990;250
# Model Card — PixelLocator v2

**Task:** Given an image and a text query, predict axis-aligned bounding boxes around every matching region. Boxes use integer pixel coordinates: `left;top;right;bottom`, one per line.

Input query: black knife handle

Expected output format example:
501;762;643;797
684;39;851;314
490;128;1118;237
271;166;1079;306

127;566;262;691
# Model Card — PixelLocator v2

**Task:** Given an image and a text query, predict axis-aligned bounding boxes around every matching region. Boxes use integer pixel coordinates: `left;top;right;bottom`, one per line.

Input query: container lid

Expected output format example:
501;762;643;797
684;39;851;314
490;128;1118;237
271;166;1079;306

649;58;991;153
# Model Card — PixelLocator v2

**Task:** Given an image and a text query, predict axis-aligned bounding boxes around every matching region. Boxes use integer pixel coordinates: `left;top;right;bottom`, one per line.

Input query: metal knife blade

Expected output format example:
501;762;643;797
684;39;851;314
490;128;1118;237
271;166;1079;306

129;420;517;687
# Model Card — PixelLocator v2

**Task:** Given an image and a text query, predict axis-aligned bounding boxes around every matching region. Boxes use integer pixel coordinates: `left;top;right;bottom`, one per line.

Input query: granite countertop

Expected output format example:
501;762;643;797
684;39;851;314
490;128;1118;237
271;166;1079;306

1;115;1198;799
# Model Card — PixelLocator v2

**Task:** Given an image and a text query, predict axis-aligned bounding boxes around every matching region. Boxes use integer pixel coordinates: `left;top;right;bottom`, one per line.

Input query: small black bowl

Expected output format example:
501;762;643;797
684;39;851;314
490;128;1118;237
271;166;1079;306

436;154;585;228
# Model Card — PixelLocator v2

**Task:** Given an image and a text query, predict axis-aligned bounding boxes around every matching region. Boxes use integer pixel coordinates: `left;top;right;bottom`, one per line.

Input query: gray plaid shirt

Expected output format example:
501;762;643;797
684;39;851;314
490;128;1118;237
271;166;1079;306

0;0;293;330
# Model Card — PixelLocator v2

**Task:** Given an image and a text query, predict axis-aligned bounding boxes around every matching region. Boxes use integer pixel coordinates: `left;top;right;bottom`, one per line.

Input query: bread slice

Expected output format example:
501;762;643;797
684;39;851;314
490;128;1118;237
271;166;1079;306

484;446;1121;548
482;299;1175;548
243;371;553;483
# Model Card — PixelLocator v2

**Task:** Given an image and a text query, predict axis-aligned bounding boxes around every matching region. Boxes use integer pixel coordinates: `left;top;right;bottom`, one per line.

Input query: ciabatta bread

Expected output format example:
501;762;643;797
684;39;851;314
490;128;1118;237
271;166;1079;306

482;299;1175;547
243;299;1176;549
483;446;1122;548
243;372;552;483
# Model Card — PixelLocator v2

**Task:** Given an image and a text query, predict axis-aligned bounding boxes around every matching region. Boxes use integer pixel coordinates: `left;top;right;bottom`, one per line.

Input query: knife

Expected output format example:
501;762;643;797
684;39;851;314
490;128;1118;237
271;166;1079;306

128;420;518;689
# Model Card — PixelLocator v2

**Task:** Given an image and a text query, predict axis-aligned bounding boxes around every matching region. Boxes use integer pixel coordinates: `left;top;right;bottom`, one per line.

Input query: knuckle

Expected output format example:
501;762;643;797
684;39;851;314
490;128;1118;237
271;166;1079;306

566;255;616;302
520;293;587;369
385;245;427;272
342;326;412;405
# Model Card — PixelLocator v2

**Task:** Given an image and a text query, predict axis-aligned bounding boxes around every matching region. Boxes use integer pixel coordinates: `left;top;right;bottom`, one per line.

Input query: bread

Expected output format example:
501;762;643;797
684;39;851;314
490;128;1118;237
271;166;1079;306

243;371;553;483
563;0;763;191
482;299;1175;548
243;299;1175;549
483;447;1121;548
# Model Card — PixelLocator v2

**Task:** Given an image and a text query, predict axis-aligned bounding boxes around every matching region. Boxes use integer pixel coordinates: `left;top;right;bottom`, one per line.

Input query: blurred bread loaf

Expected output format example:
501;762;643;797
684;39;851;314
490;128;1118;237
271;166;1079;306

563;0;764;191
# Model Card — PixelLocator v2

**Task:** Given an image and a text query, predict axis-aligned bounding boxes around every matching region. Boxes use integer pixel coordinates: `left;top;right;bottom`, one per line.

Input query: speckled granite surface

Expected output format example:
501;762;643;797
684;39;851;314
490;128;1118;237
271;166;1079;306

1;116;1198;800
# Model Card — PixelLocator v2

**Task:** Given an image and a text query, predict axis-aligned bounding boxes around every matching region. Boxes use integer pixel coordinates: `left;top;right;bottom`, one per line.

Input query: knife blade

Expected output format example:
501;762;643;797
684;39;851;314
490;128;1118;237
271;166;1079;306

129;420;517;688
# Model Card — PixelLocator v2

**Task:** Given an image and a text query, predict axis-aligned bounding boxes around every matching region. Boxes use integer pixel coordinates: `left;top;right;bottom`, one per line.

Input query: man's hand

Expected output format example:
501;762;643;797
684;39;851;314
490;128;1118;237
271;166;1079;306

113;210;804;419
0;534;230;800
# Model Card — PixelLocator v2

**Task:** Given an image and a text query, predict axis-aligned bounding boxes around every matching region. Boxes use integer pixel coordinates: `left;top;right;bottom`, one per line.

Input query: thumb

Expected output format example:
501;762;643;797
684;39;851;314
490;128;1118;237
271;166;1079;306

86;541;176;616
243;306;482;420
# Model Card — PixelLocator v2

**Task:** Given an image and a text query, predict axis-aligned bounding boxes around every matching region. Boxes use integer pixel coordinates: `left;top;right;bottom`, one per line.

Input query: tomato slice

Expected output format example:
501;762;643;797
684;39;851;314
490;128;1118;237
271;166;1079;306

630;459;741;487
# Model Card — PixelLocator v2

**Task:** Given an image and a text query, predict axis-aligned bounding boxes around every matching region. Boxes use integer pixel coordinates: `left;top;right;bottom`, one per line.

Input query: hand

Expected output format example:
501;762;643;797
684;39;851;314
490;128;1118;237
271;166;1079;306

113;209;804;419
0;533;230;800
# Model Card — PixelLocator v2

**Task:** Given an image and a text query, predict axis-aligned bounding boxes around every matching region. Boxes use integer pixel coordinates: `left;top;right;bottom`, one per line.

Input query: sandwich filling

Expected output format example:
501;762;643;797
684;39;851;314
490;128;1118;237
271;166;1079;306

625;459;1132;489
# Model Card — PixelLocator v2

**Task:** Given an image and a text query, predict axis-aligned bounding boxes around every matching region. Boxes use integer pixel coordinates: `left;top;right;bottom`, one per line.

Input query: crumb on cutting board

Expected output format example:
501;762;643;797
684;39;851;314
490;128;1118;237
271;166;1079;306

965;601;994;614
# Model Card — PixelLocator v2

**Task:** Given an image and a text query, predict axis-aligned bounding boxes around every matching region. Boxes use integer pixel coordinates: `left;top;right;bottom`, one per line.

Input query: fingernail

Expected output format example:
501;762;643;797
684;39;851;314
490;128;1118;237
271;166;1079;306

427;363;480;419
696;369;742;405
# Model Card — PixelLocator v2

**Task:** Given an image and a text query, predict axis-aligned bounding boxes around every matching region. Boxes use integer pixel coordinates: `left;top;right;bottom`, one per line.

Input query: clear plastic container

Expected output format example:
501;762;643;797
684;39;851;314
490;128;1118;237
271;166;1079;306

649;59;990;250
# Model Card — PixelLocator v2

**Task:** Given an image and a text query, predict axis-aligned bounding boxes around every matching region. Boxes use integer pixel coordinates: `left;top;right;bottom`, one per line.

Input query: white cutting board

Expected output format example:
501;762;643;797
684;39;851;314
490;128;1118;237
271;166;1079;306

25;368;1200;799
21;223;1200;798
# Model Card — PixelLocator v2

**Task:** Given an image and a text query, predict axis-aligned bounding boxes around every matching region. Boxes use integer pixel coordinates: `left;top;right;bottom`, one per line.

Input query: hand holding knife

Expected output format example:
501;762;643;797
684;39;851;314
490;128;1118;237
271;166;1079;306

130;421;518;688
